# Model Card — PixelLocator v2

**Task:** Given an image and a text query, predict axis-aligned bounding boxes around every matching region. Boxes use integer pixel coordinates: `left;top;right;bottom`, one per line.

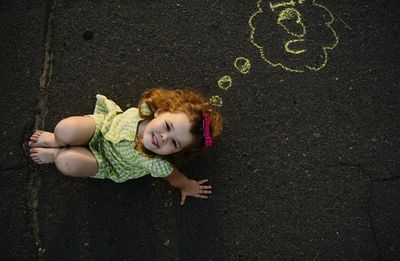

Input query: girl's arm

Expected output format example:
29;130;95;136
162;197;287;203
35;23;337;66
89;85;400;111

164;168;212;205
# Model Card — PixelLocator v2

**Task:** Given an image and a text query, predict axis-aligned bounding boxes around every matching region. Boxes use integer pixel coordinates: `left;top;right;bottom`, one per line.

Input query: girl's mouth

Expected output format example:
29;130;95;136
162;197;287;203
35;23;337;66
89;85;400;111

152;134;159;147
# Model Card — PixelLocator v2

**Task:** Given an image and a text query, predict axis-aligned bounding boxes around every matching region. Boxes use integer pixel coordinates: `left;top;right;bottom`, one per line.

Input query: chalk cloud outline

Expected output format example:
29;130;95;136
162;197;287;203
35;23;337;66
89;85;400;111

249;0;339;73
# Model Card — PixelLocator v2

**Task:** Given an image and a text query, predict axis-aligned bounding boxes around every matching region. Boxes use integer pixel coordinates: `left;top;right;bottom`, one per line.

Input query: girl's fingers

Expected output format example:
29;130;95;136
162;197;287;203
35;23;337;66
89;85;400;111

200;190;212;194
200;185;212;190
197;179;208;185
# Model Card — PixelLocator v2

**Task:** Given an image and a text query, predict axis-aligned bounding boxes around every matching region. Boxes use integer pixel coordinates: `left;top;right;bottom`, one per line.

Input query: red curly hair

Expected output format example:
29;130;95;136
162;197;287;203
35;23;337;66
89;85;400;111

135;87;223;164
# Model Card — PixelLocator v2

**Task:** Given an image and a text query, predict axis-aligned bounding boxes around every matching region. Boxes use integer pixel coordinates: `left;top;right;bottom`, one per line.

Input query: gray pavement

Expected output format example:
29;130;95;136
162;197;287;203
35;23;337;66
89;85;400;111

1;0;399;260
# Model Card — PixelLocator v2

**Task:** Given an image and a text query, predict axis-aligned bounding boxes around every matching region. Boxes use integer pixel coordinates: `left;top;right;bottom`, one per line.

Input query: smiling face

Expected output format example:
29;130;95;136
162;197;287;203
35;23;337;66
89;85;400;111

141;111;194;156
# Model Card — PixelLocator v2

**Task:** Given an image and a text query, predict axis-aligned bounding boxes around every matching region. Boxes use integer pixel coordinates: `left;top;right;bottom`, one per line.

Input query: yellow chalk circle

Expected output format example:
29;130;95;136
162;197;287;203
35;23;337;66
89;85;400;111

217;75;232;90
209;96;223;107
234;57;251;74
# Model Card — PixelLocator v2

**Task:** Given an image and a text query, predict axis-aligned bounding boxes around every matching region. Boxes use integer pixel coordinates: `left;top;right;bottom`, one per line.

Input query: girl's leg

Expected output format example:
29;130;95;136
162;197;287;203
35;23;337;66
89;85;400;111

29;116;96;148
30;147;98;177
54;116;96;146
55;147;98;177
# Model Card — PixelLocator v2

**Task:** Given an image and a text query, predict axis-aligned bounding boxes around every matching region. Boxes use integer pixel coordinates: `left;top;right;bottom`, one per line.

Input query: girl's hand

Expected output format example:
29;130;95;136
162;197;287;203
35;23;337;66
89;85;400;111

180;179;212;205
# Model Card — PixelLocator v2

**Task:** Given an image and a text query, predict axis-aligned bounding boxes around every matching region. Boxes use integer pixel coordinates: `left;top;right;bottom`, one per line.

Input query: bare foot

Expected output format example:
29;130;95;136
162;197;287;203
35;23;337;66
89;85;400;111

29;131;61;148
30;147;60;164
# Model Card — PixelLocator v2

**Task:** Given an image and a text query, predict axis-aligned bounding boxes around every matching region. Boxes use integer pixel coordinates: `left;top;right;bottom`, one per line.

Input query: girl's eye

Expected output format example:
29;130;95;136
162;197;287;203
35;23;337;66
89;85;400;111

165;121;170;131
172;140;177;148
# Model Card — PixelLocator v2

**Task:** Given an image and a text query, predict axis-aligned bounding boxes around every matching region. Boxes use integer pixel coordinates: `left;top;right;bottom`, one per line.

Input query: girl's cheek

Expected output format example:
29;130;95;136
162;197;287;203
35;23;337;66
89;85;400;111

168;145;177;154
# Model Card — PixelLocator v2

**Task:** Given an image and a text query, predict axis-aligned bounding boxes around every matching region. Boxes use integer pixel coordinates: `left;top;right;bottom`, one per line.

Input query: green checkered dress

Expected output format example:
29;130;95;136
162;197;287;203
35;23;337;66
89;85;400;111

88;95;173;183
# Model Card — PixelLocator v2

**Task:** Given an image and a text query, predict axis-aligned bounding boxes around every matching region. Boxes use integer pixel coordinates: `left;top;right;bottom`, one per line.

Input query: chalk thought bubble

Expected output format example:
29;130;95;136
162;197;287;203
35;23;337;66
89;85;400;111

218;75;233;90
212;57;252;107
234;57;251;74
209;95;223;107
249;0;339;72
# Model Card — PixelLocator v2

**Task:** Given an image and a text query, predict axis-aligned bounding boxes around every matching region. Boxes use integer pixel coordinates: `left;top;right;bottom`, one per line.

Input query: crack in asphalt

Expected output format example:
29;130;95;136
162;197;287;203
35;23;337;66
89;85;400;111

3;164;30;171
325;161;400;182
371;175;400;182
366;183;383;260
325;161;385;259
351;163;384;260
28;1;55;260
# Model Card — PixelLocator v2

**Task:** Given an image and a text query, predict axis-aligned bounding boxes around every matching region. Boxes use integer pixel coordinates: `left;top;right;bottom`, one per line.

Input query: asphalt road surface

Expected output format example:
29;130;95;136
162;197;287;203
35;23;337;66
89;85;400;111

1;1;399;260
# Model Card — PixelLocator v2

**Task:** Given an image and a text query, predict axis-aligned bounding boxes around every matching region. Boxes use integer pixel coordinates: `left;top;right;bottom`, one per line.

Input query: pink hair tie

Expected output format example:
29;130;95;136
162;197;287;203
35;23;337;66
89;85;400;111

202;112;213;148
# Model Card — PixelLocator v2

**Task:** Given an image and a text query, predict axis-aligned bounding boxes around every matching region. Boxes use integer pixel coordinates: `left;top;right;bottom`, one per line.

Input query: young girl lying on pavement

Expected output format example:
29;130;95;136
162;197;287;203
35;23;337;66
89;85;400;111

29;87;222;205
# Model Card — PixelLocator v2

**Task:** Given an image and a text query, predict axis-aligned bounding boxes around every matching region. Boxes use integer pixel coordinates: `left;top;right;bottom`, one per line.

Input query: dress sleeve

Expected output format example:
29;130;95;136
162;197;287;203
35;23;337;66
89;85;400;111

142;157;174;178
94;94;123;115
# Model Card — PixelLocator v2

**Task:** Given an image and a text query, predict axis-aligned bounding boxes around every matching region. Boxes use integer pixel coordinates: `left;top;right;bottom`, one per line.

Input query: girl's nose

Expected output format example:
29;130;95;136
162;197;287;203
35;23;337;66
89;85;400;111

160;133;168;142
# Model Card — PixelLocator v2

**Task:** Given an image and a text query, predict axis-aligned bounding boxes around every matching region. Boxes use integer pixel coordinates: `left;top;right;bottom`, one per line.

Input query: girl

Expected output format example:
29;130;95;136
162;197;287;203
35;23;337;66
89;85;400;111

29;88;222;205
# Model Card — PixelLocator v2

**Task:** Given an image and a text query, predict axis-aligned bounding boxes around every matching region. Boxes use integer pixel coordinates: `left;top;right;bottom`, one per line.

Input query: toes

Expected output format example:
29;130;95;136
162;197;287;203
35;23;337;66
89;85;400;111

28;147;58;164
31;156;42;164
30;131;43;141
33;131;41;135
28;131;59;148
30;149;39;161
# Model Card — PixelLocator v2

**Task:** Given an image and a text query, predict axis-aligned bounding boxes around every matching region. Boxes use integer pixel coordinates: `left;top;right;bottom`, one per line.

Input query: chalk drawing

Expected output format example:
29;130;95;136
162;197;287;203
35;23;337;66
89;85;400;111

249;0;339;72
218;75;233;90
277;8;306;38
210;1;339;107
209;95;223;107
234;57;251;74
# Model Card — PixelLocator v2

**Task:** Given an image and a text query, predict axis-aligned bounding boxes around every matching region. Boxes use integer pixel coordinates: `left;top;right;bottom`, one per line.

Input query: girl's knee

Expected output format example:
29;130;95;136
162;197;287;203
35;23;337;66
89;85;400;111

55;151;74;176
55;148;97;177
54;117;78;145
54;116;95;146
